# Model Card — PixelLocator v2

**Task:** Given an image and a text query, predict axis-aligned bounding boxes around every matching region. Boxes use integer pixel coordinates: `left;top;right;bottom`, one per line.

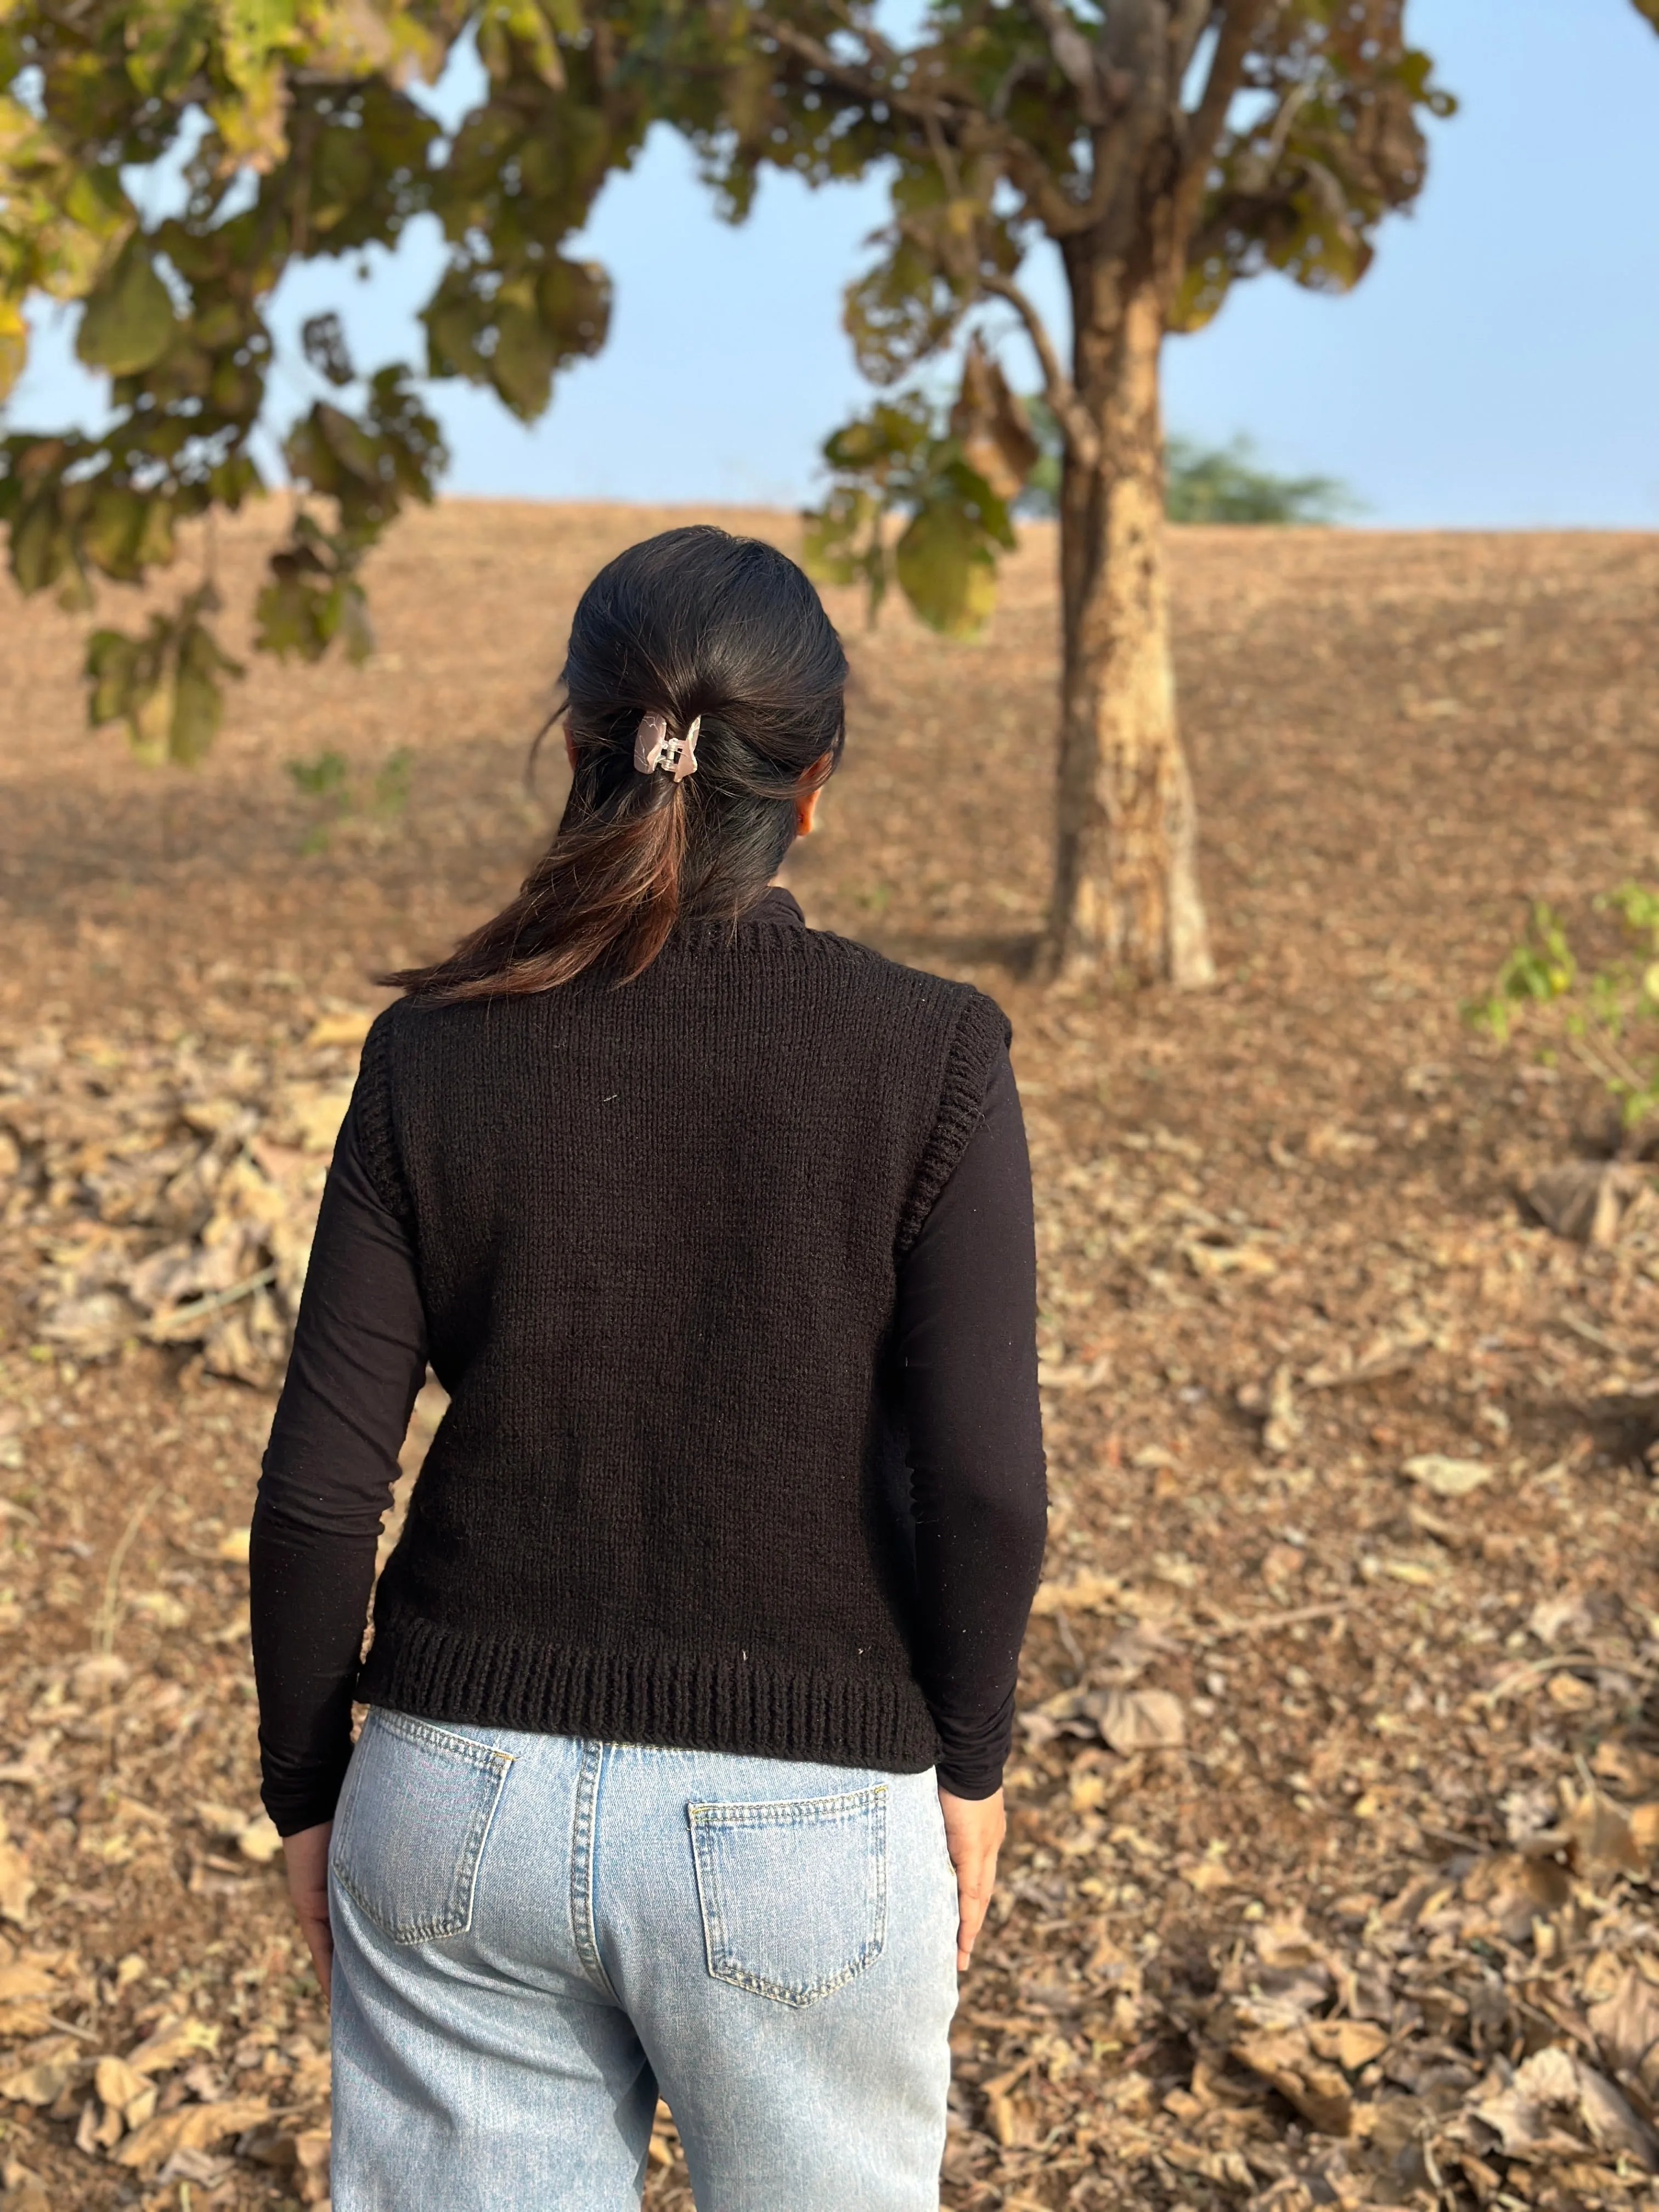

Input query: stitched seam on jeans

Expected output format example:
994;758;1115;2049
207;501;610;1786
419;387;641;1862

689;1817;726;1987
568;1741;618;2000
686;1784;887;1831
708;1955;874;2006
335;1854;479;1946
444;1751;512;1942
872;1794;889;1961
369;1708;516;1778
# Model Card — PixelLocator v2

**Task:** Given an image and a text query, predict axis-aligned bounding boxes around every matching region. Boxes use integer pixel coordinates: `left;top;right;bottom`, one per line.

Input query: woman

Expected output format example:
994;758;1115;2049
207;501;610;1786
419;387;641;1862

252;524;1047;2211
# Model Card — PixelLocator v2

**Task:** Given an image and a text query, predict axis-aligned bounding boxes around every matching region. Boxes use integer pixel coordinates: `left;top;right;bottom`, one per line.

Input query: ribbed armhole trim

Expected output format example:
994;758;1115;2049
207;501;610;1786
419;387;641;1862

895;989;1014;1259
351;1006;413;1222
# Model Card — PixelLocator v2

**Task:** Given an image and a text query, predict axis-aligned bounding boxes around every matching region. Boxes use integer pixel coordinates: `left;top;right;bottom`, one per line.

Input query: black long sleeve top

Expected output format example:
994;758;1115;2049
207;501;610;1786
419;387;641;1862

252;1029;1047;1833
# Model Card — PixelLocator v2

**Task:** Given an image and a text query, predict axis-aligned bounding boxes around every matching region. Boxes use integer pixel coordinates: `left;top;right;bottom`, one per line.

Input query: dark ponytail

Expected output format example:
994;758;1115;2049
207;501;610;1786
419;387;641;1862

386;527;848;998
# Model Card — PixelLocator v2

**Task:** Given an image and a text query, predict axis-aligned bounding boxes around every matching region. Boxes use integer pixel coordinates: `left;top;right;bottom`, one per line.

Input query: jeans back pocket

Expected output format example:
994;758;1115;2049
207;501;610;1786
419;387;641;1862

689;1784;887;2007
331;1709;512;1945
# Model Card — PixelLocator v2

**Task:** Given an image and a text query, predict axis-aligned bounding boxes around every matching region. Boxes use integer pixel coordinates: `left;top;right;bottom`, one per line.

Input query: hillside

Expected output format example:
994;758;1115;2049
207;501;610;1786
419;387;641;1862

1;505;1657;2211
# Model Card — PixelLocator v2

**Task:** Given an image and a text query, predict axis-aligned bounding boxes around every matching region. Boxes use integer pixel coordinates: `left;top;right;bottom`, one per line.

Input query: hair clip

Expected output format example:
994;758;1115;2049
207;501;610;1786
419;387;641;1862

634;711;701;782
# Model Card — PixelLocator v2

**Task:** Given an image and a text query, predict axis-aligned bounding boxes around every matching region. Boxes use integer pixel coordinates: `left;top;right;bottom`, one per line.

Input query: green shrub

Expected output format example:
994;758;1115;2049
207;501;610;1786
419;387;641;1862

1466;887;1659;1139
1018;408;1357;524
285;747;410;854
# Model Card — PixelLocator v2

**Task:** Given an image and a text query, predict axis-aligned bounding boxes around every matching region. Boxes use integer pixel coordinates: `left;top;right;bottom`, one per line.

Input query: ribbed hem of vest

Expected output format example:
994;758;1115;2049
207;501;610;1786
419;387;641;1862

357;1610;942;1775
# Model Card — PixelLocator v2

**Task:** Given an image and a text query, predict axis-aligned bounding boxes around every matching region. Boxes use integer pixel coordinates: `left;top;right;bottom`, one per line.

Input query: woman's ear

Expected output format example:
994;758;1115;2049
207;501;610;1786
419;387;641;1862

563;723;578;775
795;753;833;837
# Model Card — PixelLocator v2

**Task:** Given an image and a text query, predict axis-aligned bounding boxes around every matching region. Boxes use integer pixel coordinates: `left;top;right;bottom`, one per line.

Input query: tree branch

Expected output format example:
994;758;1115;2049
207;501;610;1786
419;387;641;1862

1046;0;1172;239
1171;0;1271;258
921;105;963;202
980;272;1099;469
1169;0;1216;82
750;12;922;118
1021;0;1105;123
1229;76;1310;196
1099;0;1159;74
821;0;898;65
750;10;1082;238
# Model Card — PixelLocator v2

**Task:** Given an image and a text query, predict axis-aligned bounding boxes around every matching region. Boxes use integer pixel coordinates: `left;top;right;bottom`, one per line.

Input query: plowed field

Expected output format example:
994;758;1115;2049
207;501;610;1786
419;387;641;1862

2;504;1658;2212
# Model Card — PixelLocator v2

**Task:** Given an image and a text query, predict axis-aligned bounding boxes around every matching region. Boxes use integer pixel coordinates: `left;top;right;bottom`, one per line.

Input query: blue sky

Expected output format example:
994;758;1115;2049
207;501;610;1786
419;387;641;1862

12;0;1658;526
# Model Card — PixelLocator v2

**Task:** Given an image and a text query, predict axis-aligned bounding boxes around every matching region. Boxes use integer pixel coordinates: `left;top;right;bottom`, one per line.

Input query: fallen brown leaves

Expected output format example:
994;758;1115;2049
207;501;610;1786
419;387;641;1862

4;508;1659;2211
2;1019;369;1386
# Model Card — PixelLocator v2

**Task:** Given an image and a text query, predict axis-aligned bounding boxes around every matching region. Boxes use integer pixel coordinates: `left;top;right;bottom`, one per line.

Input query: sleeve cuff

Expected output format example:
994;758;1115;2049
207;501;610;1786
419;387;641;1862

935;1763;1006;1800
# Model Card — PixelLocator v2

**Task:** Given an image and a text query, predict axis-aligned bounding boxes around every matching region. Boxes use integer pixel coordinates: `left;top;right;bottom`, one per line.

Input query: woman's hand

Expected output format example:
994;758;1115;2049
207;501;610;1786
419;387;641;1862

938;1786;1006;1973
283;1822;334;1993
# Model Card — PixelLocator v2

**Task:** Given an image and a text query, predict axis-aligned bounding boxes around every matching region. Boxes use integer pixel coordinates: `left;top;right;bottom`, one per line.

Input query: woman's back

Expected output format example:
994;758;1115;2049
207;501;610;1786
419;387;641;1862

353;894;1010;1767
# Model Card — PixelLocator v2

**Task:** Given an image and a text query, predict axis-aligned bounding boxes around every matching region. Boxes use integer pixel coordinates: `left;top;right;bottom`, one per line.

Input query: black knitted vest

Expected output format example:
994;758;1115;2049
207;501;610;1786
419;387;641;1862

351;891;1011;1775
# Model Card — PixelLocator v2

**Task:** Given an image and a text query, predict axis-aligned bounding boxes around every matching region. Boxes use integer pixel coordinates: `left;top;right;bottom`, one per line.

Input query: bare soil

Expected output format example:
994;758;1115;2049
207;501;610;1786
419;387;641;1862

2;501;1658;2212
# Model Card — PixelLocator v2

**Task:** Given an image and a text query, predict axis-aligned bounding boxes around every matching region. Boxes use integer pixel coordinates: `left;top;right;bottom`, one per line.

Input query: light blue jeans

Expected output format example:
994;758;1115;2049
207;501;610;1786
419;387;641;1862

327;1709;960;2210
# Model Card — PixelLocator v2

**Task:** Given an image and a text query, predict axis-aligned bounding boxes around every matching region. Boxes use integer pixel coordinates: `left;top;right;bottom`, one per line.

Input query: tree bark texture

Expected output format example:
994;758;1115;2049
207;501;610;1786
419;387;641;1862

1046;264;1214;990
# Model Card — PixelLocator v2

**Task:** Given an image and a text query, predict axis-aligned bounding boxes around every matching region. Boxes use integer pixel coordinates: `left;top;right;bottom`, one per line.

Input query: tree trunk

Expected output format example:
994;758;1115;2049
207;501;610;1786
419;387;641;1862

1045;275;1214;990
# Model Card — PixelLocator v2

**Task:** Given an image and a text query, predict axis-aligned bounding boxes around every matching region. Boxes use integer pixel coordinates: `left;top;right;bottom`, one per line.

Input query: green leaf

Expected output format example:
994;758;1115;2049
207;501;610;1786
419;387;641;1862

208;354;262;419
936;458;1015;552
209;0;302;167
55;561;95;614
208;452;263;508
422;297;486;381
76;240;177;377
894;499;998;640
802;487;889;627
334;577;375;663
256;517;375;664
801;484;880;587
843;228;970;386
490;303;558;420
11;498;66;594
313;402;385;487
534;257;611;363
129;681;177;767
301;311;354;387
256;573;328;662
823;399;932;477
169;663;223;764
281;414;337;499
311;125;376;232
86;628;142;726
84;612;172;753
82;487;148;581
83;591;239;761
193;299;250;351
0;296;28;405
475;0;565;86
124;1;211;99
364;369;446;503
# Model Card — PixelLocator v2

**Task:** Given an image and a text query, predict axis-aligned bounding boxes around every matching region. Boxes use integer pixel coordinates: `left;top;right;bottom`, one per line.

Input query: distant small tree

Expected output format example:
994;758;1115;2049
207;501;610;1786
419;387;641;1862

1164;435;1356;523
1020;411;1356;523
